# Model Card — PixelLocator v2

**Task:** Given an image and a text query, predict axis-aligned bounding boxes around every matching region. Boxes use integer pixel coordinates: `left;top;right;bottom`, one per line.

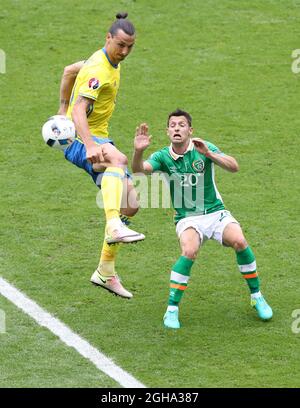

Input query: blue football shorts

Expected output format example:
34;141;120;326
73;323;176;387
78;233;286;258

64;136;131;187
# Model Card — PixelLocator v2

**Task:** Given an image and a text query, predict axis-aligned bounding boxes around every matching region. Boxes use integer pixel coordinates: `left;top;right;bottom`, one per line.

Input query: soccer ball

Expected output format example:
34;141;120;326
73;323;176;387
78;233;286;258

42;115;76;151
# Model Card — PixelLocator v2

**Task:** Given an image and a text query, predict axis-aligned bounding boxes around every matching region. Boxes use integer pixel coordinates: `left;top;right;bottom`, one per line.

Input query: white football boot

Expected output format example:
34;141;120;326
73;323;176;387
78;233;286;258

105;217;145;244
90;269;133;299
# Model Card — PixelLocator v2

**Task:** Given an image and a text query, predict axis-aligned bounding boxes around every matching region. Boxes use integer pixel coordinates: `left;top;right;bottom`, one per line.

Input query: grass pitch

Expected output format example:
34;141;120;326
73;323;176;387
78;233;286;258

0;0;300;388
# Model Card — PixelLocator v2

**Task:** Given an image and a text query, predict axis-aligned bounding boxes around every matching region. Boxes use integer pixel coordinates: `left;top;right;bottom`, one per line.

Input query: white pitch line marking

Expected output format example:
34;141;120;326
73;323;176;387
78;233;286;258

0;277;146;388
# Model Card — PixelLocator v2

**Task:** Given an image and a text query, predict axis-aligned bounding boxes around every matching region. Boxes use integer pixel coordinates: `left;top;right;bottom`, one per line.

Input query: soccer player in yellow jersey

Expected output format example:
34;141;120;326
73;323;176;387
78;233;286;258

57;13;144;298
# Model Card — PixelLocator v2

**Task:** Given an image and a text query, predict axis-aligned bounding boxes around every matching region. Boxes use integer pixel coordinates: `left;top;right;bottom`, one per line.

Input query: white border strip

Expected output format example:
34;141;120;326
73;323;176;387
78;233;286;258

0;277;146;388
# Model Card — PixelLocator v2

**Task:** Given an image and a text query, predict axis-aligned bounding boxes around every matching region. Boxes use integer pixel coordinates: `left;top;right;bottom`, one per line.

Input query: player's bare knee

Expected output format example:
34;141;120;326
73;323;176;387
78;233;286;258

233;237;248;251
119;153;128;167
182;247;199;260
110;152;128;167
102;145;128;167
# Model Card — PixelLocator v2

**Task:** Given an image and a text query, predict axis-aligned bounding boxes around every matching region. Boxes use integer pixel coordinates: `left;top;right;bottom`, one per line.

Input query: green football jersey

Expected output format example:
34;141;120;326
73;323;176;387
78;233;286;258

146;139;225;223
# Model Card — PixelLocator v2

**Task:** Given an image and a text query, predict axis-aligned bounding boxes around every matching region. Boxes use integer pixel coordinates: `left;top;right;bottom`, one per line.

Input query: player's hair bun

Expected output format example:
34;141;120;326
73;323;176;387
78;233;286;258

116;12;128;19
109;12;134;36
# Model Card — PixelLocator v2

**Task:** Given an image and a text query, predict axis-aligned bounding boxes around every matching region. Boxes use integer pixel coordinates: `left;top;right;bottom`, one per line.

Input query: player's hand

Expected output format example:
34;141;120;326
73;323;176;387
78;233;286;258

86;143;104;164
192;138;209;156
134;123;152;151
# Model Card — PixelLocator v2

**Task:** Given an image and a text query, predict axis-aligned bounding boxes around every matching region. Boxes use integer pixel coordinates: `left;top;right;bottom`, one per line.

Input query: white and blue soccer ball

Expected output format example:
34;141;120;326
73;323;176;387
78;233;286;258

42;115;75;150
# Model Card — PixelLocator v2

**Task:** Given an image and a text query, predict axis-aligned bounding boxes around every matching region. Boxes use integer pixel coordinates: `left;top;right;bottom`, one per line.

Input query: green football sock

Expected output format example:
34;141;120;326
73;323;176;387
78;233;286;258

236;246;260;294
168;256;194;306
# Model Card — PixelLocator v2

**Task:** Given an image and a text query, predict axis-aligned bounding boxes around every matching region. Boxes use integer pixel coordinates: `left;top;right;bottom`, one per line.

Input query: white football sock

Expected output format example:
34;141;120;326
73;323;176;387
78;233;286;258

167;305;178;312
251;291;262;299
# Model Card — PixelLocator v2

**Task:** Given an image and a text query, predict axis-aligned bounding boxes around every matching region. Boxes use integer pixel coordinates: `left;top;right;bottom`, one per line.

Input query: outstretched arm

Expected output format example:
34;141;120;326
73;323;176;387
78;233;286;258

132;123;153;174
192;138;239;173
58;60;85;115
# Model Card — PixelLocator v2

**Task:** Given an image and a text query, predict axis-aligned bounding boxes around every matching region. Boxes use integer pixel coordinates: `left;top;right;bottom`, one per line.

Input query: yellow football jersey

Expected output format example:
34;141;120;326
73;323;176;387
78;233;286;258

67;48;120;137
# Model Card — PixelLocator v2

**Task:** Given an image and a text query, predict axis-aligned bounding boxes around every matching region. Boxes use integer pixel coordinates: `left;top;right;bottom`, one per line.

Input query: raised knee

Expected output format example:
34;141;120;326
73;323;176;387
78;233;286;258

233;237;248;252
182;248;198;260
113;153;128;167
120;153;128;166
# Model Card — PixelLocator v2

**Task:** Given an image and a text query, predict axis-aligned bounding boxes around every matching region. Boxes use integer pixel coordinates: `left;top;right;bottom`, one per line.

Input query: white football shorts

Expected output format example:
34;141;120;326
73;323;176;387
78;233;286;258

175;210;239;246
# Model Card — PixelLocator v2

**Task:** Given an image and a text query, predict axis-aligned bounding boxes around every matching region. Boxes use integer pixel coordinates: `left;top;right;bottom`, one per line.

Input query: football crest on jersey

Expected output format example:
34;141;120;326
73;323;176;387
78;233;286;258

88;78;100;90
192;159;205;173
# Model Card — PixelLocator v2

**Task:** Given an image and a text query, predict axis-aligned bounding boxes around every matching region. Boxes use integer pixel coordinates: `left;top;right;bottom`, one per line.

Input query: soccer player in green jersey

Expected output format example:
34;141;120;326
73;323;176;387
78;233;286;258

132;109;273;329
